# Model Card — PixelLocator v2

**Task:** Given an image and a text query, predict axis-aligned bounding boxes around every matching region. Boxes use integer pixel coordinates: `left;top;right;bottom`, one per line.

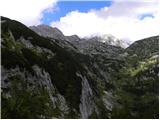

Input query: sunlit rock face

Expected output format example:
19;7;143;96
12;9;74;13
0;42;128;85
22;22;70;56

1;16;159;119
77;72;94;118
84;34;131;48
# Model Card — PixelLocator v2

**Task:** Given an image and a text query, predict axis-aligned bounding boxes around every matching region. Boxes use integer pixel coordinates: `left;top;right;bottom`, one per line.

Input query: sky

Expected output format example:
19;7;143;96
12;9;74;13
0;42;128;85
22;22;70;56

0;0;159;42
42;1;112;24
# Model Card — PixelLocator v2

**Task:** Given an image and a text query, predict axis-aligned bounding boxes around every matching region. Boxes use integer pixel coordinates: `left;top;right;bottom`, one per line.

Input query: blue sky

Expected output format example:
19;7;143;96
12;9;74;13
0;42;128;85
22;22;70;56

139;13;154;20
42;1;112;25
0;0;158;42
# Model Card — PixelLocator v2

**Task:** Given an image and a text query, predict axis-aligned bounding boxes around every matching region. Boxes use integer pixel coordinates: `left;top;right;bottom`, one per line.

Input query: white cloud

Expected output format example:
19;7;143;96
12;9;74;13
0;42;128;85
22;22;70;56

51;0;159;42
105;0;158;18
0;0;57;26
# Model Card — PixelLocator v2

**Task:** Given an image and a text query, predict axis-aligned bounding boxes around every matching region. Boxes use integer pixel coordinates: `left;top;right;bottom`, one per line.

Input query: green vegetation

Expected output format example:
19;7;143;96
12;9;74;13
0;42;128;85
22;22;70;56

126;55;158;77
111;56;159;119
1;75;55;119
1;16;84;115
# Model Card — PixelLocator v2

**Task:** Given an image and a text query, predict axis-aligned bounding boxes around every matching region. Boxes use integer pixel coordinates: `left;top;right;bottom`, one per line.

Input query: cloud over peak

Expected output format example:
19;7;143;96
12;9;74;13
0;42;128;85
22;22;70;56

51;0;159;42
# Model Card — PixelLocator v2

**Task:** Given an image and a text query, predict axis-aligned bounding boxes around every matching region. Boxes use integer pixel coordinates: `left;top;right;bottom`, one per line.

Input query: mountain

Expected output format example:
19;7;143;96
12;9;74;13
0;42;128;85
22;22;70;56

30;25;77;52
85;34;130;48
30;25;129;49
1;16;159;119
126;36;159;60
30;25;126;59
30;25;66;40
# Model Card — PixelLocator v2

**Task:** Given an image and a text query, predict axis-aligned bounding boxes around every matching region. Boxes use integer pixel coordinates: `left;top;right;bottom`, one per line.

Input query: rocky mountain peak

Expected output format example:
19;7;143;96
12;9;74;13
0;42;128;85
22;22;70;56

66;35;81;42
30;25;66;40
30;24;130;49
85;34;131;48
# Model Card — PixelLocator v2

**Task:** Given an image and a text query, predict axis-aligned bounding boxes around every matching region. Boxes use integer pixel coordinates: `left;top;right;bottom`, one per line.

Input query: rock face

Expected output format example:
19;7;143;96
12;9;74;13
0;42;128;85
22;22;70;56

30;25;66;40
1;16;159;119
84;34;130;48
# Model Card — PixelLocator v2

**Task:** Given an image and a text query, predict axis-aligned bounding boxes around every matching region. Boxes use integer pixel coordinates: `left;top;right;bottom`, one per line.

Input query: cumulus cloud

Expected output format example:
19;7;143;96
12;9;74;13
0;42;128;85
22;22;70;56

105;0;158;18
0;0;57;26
51;0;159;42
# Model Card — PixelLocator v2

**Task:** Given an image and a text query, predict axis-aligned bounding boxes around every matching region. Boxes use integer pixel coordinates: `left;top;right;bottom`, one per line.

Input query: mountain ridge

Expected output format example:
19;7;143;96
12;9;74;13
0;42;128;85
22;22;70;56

30;24;131;48
1;16;159;119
